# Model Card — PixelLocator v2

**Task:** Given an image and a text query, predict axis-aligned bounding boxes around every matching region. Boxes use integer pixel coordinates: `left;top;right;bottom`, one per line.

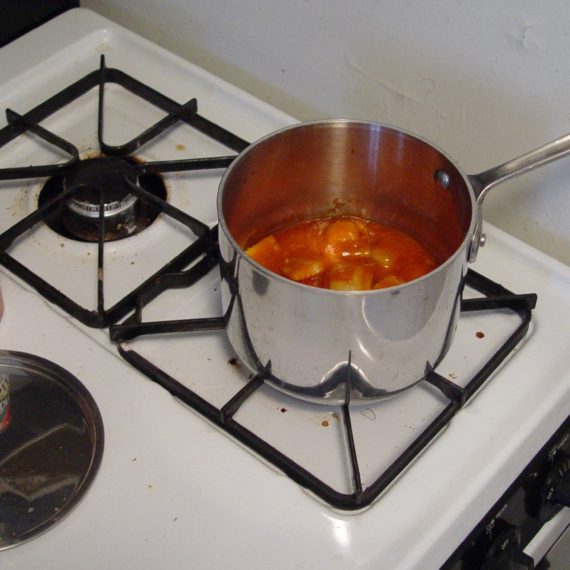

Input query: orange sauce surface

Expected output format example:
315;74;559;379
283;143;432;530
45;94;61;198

245;215;438;290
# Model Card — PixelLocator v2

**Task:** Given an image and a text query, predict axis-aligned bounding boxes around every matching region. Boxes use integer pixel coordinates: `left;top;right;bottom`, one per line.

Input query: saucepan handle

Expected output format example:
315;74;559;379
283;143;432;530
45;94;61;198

467;132;570;262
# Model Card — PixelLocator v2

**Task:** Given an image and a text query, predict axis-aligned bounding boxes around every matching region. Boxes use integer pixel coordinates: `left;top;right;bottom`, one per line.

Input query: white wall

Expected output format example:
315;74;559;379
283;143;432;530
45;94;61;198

82;0;570;266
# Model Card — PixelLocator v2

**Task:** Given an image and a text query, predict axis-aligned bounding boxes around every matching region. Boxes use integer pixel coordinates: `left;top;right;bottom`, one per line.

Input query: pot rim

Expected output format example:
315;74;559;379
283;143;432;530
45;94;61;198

217;118;478;296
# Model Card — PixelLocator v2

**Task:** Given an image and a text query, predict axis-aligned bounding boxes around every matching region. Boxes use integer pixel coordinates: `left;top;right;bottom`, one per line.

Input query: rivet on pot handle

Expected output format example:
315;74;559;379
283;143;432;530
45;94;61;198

467;132;570;262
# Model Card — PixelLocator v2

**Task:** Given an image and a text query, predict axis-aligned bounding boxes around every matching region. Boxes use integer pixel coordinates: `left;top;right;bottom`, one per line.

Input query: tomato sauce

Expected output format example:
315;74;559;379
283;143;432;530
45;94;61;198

245;215;438;290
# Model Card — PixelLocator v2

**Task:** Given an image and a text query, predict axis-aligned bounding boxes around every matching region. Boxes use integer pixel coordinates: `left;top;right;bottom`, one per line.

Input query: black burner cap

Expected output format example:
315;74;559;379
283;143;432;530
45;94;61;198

64;156;137;218
38;155;167;242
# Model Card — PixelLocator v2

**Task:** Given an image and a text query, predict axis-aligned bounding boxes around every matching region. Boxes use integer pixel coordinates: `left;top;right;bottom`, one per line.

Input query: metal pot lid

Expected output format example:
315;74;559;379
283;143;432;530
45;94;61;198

0;350;104;550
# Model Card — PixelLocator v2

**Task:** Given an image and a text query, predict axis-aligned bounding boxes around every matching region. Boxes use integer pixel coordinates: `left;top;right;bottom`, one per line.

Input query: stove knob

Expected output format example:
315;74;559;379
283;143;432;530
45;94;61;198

481;525;534;570
538;454;570;522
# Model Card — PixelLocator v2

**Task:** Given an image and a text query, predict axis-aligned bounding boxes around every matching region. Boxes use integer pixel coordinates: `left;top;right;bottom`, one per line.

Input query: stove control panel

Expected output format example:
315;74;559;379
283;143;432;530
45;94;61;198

442;417;570;569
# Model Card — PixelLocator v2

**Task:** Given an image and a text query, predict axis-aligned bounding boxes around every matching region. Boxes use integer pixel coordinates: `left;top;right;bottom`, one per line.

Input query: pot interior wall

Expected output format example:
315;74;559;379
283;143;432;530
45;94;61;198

221;122;473;263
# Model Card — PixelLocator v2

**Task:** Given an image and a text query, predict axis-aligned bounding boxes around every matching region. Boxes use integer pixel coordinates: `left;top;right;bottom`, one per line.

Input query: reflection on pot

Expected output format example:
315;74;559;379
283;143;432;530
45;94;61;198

0;374;10;432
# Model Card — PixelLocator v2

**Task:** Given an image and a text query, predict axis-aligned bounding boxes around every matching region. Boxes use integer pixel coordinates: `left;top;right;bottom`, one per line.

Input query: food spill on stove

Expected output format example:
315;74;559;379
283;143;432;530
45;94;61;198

176;143;186;151
476;331;485;339
448;372;457;379
228;357;240;368
320;413;341;426
131;457;137;462
280;407;288;413
245;215;437;290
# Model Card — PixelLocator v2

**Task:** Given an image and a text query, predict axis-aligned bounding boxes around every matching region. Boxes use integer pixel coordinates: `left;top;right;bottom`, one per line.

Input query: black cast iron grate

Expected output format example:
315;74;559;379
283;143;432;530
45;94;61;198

0;55;248;327
110;268;537;510
0;56;538;509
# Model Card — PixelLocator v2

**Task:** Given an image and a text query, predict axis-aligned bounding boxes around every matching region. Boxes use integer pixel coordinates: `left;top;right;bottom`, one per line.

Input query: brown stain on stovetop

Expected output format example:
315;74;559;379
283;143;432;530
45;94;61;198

321;412;341;427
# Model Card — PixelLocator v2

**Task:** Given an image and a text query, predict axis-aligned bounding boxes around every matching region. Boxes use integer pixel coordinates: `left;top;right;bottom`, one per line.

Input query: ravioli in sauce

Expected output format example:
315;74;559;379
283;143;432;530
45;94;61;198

245;215;437;291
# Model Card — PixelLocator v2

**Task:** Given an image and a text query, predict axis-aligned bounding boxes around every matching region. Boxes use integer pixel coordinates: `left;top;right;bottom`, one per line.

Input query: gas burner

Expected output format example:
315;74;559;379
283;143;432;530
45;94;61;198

65;156;138;219
38;156;166;242
0;56;248;327
111;269;538;510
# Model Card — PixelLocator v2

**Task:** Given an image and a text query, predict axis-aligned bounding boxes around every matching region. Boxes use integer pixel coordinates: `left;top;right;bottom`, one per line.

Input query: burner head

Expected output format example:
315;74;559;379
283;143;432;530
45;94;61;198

65;157;138;221
39;156;167;242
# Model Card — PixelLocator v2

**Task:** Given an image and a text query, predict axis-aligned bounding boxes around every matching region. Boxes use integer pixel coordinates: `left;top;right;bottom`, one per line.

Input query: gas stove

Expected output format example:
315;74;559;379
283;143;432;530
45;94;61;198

0;8;569;569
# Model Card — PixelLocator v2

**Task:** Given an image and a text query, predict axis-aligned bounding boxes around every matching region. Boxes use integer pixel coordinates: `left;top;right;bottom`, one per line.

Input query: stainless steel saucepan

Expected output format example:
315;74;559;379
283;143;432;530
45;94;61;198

217;120;570;404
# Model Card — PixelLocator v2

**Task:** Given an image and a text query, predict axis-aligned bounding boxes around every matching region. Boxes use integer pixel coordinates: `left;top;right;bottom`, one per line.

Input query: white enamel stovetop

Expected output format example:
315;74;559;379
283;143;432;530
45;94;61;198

0;9;569;570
